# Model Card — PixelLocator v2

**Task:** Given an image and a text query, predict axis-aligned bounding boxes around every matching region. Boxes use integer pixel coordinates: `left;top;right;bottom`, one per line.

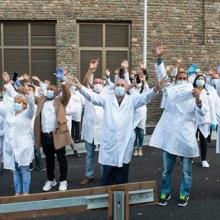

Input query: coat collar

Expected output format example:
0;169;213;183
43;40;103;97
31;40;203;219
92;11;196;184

112;94;128;108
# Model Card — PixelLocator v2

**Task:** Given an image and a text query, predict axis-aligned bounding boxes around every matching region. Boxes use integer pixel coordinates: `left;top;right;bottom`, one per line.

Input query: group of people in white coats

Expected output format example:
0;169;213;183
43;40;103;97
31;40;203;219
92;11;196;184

1;40;220;209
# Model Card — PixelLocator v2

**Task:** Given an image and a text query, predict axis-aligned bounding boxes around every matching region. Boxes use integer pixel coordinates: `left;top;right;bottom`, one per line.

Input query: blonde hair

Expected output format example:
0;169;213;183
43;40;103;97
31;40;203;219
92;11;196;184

14;94;27;109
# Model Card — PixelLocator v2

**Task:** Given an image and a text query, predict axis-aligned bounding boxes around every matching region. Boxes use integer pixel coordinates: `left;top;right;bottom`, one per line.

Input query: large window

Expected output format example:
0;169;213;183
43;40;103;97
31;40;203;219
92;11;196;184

78;22;130;80
0;21;56;90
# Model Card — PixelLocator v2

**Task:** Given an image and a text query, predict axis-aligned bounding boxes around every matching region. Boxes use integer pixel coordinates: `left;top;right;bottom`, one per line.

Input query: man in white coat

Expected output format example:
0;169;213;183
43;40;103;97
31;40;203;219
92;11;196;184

79;60;104;185
149;42;208;207
72;75;168;186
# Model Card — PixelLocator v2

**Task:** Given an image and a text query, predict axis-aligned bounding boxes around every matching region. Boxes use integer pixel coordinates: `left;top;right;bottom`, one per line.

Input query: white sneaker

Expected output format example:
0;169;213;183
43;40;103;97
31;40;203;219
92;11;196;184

138;148;143;157
42;180;57;191
59;180;68;191
133;148;138;157
202;160;210;168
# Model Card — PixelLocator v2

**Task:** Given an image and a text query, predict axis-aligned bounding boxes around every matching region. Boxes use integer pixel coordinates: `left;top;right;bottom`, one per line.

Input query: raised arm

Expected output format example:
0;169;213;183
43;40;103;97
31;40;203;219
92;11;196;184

82;59;99;88
60;83;71;106
154;40;167;81
72;76;104;107
23;94;35;119
133;78;170;109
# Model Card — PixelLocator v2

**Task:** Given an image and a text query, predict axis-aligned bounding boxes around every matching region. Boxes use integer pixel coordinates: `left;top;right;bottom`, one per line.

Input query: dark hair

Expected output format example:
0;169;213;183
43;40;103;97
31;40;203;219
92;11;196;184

192;74;206;88
94;75;103;80
134;74;141;84
118;67;125;79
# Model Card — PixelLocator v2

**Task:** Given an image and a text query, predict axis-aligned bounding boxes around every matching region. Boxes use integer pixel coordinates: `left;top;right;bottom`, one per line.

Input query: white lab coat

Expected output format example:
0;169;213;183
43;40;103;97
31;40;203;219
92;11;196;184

0;95;35;171
211;80;220;153
197;89;216;138
66;93;77;133
71;90;85;122
80;86;157;167
0;115;4;163
149;85;208;158
132;84;149;130
81;90;104;145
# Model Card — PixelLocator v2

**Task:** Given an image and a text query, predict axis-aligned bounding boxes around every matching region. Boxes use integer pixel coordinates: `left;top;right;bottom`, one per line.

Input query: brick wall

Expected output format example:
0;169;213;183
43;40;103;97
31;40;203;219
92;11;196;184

147;0;220;124
0;0;219;124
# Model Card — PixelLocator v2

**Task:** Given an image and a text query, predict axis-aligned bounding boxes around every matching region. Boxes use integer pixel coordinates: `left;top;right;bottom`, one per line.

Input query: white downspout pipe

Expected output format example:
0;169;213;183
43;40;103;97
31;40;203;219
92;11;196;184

143;0;147;66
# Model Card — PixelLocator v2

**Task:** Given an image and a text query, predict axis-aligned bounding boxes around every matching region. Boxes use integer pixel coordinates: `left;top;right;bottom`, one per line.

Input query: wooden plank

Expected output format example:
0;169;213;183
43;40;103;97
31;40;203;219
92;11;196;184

0;181;156;204
0;181;157;219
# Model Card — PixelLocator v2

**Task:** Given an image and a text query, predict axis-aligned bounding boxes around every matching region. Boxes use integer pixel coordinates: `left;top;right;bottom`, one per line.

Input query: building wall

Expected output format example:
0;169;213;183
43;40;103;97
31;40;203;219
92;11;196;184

147;0;220;124
0;0;219;124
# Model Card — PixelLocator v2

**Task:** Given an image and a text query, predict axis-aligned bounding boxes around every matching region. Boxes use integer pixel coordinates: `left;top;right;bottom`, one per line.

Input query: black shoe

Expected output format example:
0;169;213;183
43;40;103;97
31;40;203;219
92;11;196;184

177;194;189;207
158;193;171;206
29;163;34;172
73;150;80;158
0;163;3;175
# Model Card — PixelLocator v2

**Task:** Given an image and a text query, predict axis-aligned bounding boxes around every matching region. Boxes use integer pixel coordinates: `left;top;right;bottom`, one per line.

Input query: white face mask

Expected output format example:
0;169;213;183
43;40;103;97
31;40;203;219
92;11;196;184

93;84;103;93
13;102;23;113
206;76;217;86
46;90;55;99
195;79;205;87
114;86;126;97
176;80;187;85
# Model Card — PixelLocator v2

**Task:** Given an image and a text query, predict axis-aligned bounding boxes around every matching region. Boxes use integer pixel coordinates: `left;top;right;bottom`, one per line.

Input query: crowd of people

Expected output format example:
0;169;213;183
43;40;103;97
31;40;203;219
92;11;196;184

0;40;220;208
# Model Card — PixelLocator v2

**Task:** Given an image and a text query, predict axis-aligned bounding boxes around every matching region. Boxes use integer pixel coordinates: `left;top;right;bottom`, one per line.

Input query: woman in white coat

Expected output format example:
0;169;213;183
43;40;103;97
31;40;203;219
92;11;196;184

0;85;35;195
193;74;217;168
132;72;149;157
72;75;167;186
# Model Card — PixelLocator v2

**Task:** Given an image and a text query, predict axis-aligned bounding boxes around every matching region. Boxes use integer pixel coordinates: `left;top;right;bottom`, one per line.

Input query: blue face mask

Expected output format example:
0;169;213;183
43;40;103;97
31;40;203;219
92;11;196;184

46;90;55;99
13;102;23;113
196;79;205;87
114;86;126;97
206;77;217;86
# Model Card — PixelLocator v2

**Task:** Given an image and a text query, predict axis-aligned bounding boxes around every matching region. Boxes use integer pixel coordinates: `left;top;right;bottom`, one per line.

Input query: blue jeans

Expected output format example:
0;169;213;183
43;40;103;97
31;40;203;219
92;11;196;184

13;162;31;194
161;151;192;197
134;127;144;147
85;141;96;178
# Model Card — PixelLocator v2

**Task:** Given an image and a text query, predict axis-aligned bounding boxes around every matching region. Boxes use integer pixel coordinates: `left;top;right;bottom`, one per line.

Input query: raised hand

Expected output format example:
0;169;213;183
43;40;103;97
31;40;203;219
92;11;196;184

17;86;29;95
154;77;170;92
64;74;75;85
154;40;165;57
55;67;64;81
2;71;10;83
139;61;146;70
89;59;99;73
32;75;41;84
106;69;111;78
192;88;202;107
114;68;119;75
121;60;129;70
70;75;82;90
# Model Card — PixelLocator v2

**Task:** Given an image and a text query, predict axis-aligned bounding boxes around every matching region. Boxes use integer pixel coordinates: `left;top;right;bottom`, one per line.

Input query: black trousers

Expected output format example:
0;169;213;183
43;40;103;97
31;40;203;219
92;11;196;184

71;120;81;142
198;129;208;161
41;132;67;181
101;163;130;186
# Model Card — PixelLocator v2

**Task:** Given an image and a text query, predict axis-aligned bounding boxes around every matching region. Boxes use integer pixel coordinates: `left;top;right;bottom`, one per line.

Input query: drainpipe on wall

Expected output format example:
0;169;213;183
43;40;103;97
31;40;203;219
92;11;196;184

143;0;147;66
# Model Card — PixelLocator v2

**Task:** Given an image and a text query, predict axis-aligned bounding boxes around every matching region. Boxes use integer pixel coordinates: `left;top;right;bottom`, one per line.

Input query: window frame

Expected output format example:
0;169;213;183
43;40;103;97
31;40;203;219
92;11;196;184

77;22;131;79
0;21;56;76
